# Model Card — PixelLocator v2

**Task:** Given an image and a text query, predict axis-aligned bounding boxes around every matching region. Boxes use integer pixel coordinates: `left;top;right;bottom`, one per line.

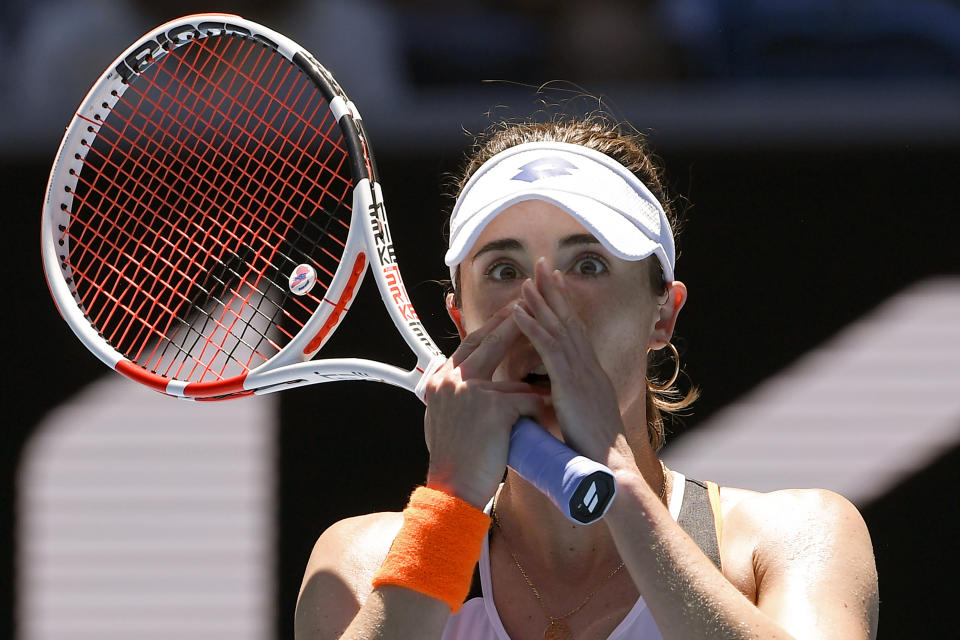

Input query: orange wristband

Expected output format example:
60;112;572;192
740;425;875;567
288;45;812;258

371;486;491;613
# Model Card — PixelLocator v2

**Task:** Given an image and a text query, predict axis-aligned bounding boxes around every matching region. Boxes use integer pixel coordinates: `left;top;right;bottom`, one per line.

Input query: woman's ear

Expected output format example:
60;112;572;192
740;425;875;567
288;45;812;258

648;281;687;350
445;292;466;339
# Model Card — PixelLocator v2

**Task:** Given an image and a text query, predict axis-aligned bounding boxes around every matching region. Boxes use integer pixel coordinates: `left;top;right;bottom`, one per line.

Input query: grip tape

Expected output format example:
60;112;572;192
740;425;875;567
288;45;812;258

507;418;617;524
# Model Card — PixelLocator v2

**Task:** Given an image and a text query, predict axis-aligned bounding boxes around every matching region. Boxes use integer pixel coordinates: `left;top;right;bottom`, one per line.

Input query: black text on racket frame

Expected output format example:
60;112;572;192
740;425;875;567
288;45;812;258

40;14;617;524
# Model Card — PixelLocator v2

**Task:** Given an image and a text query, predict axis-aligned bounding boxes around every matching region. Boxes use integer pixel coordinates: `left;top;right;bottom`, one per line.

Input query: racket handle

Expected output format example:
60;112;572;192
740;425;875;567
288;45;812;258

507;418;617;524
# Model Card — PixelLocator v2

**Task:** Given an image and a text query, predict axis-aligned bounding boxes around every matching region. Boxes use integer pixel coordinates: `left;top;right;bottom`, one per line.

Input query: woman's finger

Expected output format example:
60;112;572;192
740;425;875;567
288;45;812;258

449;304;512;366
536;262;598;363
456;306;525;379
482;388;545;424
512;302;569;374
474;380;539;393
534;258;576;326
520;277;563;335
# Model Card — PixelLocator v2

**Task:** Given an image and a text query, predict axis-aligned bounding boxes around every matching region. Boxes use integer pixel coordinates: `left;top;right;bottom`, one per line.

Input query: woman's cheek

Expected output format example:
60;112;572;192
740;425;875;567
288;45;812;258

588;304;651;391
462;281;523;328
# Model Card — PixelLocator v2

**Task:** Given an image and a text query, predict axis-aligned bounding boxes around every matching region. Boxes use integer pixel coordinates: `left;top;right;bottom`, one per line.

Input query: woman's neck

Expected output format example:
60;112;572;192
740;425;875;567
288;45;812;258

493;443;665;579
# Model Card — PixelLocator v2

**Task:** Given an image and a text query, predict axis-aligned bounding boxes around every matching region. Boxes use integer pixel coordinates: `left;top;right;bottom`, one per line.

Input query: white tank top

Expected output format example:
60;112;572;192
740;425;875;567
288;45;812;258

441;471;687;640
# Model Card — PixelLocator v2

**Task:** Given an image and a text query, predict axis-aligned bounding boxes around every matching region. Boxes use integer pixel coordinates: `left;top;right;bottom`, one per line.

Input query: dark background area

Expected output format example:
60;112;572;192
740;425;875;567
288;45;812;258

5;122;960;640
4;1;960;638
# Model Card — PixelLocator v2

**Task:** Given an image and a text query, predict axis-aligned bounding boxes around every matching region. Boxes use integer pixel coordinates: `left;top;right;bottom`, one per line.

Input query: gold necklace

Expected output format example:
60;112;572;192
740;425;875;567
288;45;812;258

492;461;669;639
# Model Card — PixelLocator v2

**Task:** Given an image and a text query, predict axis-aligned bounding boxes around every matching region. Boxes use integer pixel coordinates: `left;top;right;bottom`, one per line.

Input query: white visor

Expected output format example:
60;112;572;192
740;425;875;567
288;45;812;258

445;141;675;284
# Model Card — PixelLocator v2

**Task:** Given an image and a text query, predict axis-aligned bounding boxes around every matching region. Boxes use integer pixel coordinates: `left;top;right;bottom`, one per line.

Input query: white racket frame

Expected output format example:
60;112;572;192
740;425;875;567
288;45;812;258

41;14;621;523
41;14;447;401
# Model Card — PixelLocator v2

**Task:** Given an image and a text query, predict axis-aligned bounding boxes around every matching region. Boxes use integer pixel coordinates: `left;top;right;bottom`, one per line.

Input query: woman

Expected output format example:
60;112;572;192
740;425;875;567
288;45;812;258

295;117;879;640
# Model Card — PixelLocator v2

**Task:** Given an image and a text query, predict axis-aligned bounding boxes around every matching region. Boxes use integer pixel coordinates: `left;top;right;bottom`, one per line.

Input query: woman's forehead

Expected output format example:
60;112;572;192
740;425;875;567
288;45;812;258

471;200;592;248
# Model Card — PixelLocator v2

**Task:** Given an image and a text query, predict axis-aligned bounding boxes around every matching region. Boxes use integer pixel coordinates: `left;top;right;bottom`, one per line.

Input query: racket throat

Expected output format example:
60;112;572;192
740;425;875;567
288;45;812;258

358;179;445;365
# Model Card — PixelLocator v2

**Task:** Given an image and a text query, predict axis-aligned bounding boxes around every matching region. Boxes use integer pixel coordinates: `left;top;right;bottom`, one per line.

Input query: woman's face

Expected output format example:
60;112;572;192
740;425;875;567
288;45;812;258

451;199;683;416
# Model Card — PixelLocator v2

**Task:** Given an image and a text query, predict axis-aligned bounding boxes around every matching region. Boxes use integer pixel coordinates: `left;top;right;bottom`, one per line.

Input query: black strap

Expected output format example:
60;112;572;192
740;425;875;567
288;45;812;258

465;519;490;600
677;477;722;571
465;477;721;602
466;554;484;601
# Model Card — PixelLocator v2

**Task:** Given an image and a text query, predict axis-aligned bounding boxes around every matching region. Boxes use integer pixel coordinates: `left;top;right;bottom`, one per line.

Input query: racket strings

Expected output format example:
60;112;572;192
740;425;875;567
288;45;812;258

70;69;294;376
92;38;341;291
151;35;349;380
63;33;356;383
73;61;326;350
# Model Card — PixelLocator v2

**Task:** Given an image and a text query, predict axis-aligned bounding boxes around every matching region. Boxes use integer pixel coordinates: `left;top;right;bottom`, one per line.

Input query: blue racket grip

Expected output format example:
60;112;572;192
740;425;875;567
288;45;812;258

507;418;617;524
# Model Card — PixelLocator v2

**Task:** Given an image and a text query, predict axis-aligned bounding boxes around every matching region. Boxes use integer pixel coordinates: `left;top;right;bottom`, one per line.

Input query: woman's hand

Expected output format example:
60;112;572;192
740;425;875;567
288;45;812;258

511;258;634;469
423;304;544;509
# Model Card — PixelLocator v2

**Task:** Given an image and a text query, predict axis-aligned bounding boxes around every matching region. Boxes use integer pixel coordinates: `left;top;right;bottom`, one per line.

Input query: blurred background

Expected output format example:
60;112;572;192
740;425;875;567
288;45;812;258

3;0;959;638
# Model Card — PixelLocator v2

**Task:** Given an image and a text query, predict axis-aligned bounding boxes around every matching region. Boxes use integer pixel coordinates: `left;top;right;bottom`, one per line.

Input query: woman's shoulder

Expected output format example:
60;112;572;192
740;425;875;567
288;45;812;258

718;485;866;534
300;511;405;599
714;484;875;604
316;510;406;551
295;511;404;638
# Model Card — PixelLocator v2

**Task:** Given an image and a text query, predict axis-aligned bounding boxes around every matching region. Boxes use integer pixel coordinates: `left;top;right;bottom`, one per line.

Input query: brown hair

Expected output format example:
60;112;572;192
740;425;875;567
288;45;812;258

445;114;697;450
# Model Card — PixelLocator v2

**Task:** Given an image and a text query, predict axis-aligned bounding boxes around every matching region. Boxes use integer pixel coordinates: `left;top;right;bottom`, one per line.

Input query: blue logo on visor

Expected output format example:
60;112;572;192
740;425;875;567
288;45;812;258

512;157;578;182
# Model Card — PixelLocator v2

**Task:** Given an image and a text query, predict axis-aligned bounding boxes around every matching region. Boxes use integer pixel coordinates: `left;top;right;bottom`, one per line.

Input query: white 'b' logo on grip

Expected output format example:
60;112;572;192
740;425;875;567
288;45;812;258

583;481;599;513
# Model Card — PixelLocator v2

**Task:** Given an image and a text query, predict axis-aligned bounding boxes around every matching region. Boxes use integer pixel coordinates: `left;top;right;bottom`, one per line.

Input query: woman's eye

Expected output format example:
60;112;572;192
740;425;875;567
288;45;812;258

487;263;522;280
572;256;608;276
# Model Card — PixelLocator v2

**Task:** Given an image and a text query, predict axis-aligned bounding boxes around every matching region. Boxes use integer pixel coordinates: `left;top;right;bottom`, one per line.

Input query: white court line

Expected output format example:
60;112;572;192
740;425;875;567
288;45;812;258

17;377;277;640
663;277;960;505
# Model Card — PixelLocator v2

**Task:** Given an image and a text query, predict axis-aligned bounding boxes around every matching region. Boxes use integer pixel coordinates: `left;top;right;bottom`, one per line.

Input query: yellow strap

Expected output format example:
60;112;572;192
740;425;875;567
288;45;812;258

705;481;723;549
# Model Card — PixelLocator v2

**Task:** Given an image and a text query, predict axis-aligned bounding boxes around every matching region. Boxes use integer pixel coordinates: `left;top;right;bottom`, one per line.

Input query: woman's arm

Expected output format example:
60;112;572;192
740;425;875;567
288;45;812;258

338;587;452;640
604;467;879;640
295;513;453;640
296;305;542;640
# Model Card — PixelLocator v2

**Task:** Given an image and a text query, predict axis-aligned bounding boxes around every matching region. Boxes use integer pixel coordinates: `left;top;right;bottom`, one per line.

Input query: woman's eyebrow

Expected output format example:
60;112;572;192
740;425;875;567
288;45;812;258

559;233;601;248
470;233;601;263
471;238;523;263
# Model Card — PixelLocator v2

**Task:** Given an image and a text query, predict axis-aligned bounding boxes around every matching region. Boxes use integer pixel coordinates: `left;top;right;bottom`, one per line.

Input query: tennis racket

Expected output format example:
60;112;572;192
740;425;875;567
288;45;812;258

40;14;616;524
